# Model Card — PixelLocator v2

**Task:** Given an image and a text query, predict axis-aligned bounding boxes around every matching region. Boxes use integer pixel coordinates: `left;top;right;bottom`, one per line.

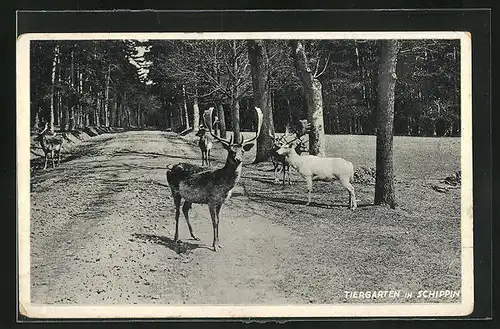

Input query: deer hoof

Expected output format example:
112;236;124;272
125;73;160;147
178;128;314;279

192;236;200;241
213;244;223;252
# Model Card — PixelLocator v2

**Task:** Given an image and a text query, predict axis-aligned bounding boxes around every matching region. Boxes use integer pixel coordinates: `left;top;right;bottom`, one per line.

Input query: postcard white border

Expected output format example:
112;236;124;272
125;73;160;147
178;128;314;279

17;31;473;319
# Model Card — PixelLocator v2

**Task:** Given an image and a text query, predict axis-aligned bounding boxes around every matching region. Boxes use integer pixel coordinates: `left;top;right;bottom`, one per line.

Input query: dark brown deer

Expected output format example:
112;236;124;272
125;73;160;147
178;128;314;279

195;126;213;167
166;107;263;251
270;125;310;185
34;123;64;169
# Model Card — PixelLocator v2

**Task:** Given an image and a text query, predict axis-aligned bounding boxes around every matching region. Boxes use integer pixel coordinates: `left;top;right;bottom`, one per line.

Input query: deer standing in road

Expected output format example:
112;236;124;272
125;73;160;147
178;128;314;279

276;137;357;210
195;126;213;167
35;123;64;169
166;107;263;251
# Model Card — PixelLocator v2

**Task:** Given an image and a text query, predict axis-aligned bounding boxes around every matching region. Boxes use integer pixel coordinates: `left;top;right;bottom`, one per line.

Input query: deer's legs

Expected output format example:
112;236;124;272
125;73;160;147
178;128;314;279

173;196;182;241
215;204;223;249
305;176;313;205
207;149;211;167
283;164;292;185
208;205;220;252
340;178;357;210
51;150;55;168
57;150;61;166
274;163;281;184
182;201;199;240
43;154;48;170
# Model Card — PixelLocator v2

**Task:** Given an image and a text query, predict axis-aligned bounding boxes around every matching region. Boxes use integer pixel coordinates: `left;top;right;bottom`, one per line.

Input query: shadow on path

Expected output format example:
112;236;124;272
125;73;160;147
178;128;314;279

245;192;374;210
132;233;212;254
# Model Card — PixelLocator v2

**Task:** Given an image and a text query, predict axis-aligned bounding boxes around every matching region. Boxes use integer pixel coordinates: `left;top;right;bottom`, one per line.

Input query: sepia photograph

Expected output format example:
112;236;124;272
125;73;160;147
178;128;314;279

17;31;473;318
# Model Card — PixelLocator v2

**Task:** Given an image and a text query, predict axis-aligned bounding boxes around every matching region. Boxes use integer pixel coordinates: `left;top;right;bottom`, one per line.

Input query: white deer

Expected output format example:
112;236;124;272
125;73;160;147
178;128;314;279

276;138;357;210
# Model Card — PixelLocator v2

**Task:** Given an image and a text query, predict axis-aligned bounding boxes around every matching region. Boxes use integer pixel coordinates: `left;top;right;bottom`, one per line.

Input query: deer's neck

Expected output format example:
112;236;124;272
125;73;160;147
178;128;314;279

220;158;243;187
39;135;48;149
286;149;301;167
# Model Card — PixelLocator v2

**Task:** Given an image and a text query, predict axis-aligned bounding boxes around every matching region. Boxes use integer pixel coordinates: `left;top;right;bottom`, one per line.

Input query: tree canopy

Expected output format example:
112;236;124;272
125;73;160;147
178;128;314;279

30;38;460;138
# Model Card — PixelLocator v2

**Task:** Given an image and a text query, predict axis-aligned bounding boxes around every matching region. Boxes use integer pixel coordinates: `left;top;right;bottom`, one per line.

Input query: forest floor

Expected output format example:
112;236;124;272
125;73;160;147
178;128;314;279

28;130;461;306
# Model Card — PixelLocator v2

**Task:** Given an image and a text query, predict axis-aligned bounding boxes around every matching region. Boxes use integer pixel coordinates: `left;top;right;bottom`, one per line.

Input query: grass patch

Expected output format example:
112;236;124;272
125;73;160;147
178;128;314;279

242;134;461;304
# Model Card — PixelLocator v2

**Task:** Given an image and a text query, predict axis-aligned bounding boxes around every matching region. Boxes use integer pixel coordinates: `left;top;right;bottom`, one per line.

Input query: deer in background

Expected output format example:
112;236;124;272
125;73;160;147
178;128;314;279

195;126;213;167
34;123;64;170
166;107;263;251
270;129;308;185
276;136;357;210
270;121;311;185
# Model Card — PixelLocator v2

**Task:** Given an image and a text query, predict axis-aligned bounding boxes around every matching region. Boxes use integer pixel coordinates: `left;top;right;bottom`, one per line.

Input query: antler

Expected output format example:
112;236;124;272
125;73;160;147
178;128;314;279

284;120;312;146
297;119;312;137
40;122;49;134
241;107;263;146
203;107;231;146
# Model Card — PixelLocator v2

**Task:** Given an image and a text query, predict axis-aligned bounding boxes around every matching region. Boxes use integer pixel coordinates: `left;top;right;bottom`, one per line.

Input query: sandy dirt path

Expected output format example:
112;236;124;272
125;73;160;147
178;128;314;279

30;130;303;304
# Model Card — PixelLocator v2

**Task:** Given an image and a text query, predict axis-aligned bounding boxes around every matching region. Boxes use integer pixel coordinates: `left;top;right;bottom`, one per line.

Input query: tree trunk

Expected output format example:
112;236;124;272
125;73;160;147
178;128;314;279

374;39;400;209
54;56;61;127
137;104;141;128
230;41;241;144
122;92;128;128
95;92;101;127
122;98;126;127
78;68;84;128
177;104;183;129
75;61;80;128
117;95;122;127
167;101;173;130
217;102;226;138
231;98;241;144
336;109;340;133
291;40;326;156
34;108;40;130
182;84;190;130
286;98;293;130
69;50;76;131
49;44;60;134
193;87;200;130
104;64;111;127
248;40;274;163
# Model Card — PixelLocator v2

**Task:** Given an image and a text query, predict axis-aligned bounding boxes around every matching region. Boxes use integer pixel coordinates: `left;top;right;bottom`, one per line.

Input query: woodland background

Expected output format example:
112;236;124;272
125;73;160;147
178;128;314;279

30;39;460;138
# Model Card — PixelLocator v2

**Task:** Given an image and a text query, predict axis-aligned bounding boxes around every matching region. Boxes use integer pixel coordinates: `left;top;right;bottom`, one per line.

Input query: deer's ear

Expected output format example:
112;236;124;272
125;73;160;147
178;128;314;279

243;143;254;151
222;142;231;151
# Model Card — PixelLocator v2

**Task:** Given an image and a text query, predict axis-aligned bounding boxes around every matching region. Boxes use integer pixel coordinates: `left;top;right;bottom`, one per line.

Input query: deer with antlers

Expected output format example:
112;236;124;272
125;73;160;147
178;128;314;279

195;126;213;167
270;120;311;185
270;128;308;185
276;134;357;210
166;107;263;252
34;123;64;170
